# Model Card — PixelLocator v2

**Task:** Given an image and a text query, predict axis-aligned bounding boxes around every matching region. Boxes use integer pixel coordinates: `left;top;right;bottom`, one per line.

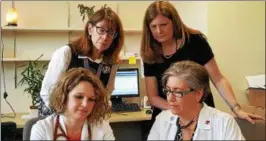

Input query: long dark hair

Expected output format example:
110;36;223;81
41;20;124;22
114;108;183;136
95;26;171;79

141;1;202;64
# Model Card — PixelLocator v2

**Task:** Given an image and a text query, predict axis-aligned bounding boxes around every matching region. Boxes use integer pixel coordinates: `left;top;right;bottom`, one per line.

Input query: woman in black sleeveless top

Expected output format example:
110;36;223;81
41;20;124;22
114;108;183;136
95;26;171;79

39;7;124;116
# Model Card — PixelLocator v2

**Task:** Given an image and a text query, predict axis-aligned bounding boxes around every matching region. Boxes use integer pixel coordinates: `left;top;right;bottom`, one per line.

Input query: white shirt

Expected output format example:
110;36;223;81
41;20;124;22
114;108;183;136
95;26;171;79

40;45;72;107
30;114;115;140
40;45;116;108
148;103;245;140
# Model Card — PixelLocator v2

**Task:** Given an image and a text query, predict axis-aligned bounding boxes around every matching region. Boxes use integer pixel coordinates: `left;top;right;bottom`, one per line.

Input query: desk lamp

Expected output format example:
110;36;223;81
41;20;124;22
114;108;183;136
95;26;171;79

6;1;18;26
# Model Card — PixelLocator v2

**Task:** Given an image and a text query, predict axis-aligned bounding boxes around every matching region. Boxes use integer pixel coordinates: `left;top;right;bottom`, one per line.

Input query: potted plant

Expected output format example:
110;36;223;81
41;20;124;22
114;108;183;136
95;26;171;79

18;55;47;117
77;4;107;22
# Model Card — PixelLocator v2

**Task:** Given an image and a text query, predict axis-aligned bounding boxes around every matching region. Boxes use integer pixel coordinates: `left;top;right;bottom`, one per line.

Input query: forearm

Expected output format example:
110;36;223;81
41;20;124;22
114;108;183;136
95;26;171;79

213;76;238;108
149;95;170;110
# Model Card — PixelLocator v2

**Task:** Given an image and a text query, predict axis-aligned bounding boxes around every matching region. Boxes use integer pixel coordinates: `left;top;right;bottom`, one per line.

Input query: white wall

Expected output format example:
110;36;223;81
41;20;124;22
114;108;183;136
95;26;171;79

1;1;264;113
207;1;265;112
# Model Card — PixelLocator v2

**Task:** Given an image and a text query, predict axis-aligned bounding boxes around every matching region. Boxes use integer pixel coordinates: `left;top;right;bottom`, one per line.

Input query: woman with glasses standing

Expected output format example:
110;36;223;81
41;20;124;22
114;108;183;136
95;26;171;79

39;7;124;116
31;68;114;140
148;61;245;140
140;1;263;134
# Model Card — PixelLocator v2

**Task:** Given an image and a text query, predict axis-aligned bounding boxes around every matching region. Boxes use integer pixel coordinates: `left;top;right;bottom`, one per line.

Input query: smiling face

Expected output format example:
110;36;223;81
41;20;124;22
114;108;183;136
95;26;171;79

65;81;96;121
166;76;202;116
149;14;174;44
88;20;116;53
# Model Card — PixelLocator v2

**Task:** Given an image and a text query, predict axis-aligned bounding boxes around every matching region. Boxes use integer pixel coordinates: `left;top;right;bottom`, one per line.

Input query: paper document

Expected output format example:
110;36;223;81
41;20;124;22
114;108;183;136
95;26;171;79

245;74;265;89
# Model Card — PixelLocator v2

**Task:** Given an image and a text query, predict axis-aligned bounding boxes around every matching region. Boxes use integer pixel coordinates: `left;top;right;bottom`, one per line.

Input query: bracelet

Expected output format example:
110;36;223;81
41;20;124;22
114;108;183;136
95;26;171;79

230;103;241;112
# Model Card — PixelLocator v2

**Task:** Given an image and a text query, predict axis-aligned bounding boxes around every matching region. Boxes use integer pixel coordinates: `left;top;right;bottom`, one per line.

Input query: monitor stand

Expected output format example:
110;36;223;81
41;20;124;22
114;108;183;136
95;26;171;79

111;97;123;105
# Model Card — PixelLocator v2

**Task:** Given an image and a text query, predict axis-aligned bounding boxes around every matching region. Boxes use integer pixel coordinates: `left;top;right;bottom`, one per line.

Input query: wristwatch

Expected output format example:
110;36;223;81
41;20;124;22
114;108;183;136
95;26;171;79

231;103;241;112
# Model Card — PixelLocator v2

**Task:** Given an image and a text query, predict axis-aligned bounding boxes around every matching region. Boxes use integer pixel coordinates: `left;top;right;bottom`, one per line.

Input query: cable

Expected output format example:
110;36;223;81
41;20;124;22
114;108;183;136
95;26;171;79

1;27;16;118
1;32;7;95
2;99;16;118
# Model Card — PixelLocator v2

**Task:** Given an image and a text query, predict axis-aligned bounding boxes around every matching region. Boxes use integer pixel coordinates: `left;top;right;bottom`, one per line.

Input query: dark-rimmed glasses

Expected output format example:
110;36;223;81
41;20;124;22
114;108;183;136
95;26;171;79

162;88;194;98
95;25;117;38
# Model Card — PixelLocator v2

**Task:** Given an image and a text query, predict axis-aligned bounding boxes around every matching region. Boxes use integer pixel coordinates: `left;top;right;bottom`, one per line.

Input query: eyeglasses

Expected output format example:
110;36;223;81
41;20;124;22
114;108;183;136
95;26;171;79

95;26;117;38
162;88;194;98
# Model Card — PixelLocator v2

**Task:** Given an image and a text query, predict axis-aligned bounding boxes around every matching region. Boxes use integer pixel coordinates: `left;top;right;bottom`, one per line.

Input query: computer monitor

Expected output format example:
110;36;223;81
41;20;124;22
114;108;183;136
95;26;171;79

111;68;140;104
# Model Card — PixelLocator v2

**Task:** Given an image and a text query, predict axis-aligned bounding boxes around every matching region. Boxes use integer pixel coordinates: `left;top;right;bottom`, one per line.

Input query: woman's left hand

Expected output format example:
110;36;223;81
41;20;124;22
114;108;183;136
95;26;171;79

234;109;265;124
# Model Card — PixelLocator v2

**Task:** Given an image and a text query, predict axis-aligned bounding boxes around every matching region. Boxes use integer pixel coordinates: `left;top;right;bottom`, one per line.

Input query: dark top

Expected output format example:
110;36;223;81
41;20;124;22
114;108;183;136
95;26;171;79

143;34;215;120
68;44;112;87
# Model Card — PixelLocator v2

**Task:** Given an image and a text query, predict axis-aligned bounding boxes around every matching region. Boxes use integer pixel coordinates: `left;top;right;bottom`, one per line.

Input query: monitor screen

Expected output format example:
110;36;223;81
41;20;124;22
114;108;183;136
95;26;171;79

111;68;139;98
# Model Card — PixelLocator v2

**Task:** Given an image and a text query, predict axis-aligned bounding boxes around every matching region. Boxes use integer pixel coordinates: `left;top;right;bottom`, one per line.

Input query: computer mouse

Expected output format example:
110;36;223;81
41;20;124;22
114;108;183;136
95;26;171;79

146;109;153;114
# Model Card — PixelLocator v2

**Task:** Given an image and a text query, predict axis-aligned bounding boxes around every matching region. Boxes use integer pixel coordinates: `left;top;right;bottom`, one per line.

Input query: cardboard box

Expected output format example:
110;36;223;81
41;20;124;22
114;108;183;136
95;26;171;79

241;105;265;118
247;88;265;108
230;105;265;118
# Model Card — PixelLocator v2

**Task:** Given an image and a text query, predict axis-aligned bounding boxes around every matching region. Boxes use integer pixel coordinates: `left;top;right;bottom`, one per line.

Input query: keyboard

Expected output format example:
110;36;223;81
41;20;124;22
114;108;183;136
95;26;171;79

112;103;141;112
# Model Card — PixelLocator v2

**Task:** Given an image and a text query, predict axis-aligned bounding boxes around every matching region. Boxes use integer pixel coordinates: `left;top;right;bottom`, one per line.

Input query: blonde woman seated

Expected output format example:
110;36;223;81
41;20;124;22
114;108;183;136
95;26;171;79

30;68;114;140
148;61;245;140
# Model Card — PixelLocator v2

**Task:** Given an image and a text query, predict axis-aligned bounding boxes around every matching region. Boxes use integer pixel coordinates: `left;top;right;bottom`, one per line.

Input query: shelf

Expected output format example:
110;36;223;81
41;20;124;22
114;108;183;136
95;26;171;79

3;56;141;62
1;26;142;33
1;26;68;33
2;58;50;62
120;56;141;60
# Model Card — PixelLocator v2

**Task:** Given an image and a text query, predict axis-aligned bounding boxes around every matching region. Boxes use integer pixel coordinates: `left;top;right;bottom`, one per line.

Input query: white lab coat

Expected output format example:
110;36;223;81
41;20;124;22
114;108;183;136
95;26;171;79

30;114;115;140
148;103;245;140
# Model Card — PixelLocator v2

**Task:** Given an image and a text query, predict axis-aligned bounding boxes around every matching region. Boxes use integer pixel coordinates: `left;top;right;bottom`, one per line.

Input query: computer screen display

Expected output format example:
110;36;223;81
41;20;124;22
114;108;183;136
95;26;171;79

111;68;139;98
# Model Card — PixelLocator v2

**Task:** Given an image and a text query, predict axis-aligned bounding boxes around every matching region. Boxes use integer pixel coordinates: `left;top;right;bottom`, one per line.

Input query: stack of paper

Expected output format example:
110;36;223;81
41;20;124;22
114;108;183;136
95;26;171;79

245;74;265;89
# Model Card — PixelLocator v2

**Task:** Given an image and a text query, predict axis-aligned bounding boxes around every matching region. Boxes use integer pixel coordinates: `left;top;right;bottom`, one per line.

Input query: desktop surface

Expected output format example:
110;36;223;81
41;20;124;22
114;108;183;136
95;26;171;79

1;110;151;128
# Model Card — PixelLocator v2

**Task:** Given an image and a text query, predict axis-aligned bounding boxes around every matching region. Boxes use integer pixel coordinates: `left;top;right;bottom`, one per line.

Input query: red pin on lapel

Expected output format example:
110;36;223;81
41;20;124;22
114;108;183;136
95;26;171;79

205;120;210;125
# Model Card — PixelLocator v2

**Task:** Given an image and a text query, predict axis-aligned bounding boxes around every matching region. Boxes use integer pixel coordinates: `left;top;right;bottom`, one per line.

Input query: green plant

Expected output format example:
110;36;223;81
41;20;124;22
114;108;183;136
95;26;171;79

18;57;47;108
77;4;107;22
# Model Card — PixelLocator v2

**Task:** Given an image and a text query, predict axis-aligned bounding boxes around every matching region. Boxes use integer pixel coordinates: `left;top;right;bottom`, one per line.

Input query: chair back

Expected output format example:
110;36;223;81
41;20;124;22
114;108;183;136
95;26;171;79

1;121;17;141
22;116;45;140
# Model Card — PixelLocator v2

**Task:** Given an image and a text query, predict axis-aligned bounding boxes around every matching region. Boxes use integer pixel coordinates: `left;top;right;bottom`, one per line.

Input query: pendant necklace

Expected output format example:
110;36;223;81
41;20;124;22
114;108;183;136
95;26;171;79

162;40;179;59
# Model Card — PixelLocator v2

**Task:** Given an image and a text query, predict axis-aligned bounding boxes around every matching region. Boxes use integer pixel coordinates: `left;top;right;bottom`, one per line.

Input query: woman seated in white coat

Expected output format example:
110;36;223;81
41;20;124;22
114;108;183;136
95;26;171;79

148;61;245;140
30;68;114;140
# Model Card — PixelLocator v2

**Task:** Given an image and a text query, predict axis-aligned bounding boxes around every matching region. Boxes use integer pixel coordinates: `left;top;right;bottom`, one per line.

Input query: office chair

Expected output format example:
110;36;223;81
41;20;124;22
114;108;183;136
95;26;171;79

235;118;265;140
1;121;17;141
22;116;45;140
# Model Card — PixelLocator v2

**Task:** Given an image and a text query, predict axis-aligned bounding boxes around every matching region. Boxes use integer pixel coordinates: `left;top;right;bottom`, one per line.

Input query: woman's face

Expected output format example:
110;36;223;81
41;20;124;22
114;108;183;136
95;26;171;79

89;20;117;53
65;81;96;121
166;76;200;116
149;14;174;44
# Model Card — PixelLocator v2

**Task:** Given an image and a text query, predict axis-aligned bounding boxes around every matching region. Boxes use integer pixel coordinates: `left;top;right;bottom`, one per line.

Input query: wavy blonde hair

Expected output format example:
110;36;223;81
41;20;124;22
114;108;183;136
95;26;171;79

141;1;203;64
49;68;111;124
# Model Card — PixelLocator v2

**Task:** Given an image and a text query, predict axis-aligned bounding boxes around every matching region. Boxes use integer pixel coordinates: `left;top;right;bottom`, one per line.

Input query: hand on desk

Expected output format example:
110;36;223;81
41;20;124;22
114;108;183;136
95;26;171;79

234;109;265;124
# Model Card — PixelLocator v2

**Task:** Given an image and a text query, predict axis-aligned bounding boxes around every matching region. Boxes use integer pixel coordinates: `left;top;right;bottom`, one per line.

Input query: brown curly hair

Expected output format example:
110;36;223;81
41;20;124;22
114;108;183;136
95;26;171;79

49;67;111;124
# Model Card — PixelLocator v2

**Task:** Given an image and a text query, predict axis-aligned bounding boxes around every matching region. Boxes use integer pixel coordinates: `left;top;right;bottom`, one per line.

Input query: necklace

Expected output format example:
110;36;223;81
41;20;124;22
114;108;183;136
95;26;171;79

163;54;174;59
179;119;195;129
162;40;179;59
177;114;199;130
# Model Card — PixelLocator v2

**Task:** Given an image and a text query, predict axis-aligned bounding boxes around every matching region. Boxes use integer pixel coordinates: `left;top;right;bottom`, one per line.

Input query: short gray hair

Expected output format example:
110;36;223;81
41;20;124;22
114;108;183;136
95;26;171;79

162;61;211;103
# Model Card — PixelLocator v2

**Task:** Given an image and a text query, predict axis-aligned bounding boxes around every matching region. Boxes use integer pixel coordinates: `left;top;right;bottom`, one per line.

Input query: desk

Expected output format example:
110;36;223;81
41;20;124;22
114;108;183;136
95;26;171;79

1;110;151;128
1;110;152;140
